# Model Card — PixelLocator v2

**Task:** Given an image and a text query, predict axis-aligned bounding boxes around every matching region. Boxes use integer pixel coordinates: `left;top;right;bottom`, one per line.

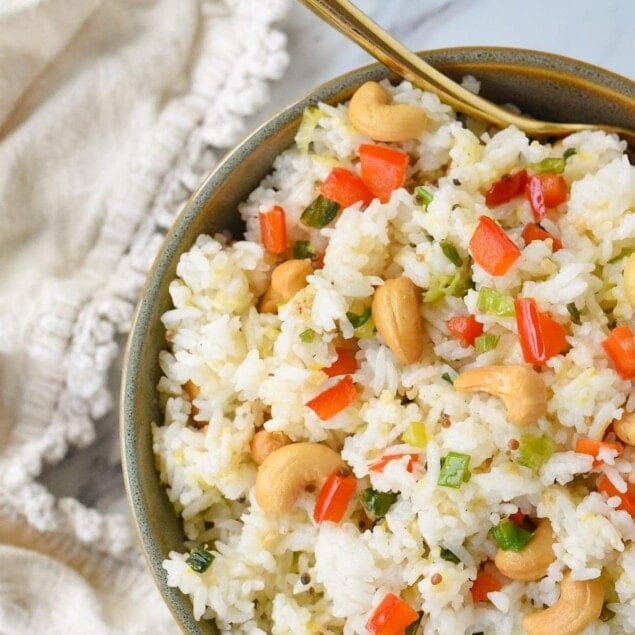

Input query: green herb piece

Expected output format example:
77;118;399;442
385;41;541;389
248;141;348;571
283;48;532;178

440;547;461;563
296;105;323;153
346;307;371;328
415;186;434;208
185;546;214;573
293;240;314;259
402;421;427;448
566;302;581;325
474;333;500;354
301;195;339;228
563;148;577;160
405;611;424;635
476;286;516;317
359;488;399;518
530;157;566;174
600;603;616;622
354;315;375;339
423;270;470;303
441;372;454;384
489;519;533;552
516;434;555;471
440;240;464;267
299;328;315;343
438;452;471;488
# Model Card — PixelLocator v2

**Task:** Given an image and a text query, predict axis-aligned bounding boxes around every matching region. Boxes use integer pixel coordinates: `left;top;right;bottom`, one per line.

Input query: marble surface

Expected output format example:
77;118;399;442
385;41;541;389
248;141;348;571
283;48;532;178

40;0;635;525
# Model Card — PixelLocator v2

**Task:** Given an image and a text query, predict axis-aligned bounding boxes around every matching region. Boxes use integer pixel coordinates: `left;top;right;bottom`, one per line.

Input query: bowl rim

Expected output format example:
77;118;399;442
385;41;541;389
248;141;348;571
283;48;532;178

119;45;635;633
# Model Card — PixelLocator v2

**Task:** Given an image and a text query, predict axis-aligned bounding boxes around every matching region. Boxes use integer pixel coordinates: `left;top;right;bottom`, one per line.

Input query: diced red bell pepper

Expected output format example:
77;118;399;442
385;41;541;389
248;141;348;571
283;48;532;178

471;570;503;603
369;453;418;473
319;167;374;208
597;474;635;517
366;593;419;635
358;144;409;203
526;173;568;220
575;437;623;467
323;347;358;377
306;375;357;420
259;205;287;254
446;314;484;347
521;223;562;251
602;325;635;379
509;511;526;527
485;170;528;206
515;297;567;365
469;216;521;276
526;175;547;220
313;470;357;523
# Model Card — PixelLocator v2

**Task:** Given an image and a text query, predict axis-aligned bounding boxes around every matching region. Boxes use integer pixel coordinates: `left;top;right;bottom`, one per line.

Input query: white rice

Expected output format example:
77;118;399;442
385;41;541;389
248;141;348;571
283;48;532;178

153;78;635;633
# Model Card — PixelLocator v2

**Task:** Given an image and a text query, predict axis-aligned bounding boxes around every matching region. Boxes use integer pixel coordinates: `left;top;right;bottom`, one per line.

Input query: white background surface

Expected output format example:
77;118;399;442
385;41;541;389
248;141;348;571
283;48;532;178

41;0;635;529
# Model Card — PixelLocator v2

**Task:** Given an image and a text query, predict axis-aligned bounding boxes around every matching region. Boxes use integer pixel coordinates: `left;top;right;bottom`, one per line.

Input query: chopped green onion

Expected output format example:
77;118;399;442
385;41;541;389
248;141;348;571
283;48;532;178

476;286;516;317
440;547;461;563
530;157;566;174
405;612;424;635
566;302;581;325
354;315;375;339
489;519;533;552
516;434;555;471
293;240;314;259
423;270;470;303
438;452;471;488
415;186;434;208
599;603;616;622
402;421;427;448
441;372;454;384
563;148;577;160
440;240;464;267
359;488;398;518
299;328;315;343
295;106;323;153
185;546;214;573
346;307;371;328
301;195;339;228
474;333;500;354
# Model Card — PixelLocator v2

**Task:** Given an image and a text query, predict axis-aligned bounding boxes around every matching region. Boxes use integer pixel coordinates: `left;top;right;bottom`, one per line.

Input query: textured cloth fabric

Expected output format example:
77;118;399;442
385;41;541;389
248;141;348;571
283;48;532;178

0;0;289;632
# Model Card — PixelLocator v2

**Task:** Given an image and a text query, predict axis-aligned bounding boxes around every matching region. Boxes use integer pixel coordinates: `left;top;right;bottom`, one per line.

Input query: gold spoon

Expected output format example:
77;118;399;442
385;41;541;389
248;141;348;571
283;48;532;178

297;0;635;151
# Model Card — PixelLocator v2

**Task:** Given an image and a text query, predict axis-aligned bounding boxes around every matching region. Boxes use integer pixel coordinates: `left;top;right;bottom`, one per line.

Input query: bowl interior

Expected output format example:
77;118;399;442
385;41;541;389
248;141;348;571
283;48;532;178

120;46;635;634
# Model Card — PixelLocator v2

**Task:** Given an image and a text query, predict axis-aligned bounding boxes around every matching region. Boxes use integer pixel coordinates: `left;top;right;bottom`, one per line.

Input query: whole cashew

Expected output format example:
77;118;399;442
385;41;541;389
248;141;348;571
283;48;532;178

453;364;547;426
255;442;347;514
522;571;604;635
613;411;635;446
372;276;425;365
494;518;556;581
249;429;292;465
623;252;635;308
348;81;427;142
271;259;313;301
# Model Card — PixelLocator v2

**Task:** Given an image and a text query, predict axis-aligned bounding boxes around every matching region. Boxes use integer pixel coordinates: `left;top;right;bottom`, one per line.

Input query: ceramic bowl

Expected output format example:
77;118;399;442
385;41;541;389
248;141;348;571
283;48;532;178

120;47;635;634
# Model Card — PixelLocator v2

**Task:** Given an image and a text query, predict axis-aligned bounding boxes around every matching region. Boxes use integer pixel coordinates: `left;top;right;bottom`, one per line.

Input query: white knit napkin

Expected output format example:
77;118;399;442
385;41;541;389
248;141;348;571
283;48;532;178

0;0;289;632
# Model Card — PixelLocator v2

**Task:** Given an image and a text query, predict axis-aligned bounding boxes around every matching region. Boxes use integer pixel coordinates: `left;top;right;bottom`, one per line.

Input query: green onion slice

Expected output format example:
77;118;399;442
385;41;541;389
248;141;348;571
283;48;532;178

566;302;581;325
489;519;533;552
516;434;555;471
346;307;371;328
476;286;516;317
415;186;434;208
293;240;314;259
441;372;454;384
185;546;214;573
299;328;315;343
440;547;461;563
438;452;471;488
301;195;339;228
474;333;500;354
359;488;398;518
440;240;464;267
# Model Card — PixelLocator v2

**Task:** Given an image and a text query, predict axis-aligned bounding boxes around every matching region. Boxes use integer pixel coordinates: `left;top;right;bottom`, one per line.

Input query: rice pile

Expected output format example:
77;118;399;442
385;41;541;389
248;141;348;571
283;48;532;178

152;78;635;634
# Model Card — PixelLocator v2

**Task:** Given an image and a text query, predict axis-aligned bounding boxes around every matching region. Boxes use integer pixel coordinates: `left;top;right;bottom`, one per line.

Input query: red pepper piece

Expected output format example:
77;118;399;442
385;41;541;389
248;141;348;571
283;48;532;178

319;167;374;208
597;474;635;517
369;453;418;473
366;593;419;635
305;375;357;420
471;570;503;603
602;325;635;379
521;223;562;251
485;170;528;206
323;347;357;377
575;437;623;467
469;216;521;276
259;205;287;254
313;471;357;523
446;314;484;347
515;297;567;365
539;173;568;208
358;144;409;204
526;175;547;220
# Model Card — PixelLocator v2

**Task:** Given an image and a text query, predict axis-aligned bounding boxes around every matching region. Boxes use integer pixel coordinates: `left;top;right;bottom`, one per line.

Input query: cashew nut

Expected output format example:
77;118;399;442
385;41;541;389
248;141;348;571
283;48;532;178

249;429;292;465
623;252;635;308
453;364;547;426
259;285;283;314
494;518;556;581
255;442;347;514
271;259;313;301
614;410;635;446
522;571;604;635
348;81;427;142
372;276;425;365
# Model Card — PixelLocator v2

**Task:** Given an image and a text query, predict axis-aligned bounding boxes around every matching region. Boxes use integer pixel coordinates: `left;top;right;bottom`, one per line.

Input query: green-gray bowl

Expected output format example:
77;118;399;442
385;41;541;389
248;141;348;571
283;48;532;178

120;47;635;634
